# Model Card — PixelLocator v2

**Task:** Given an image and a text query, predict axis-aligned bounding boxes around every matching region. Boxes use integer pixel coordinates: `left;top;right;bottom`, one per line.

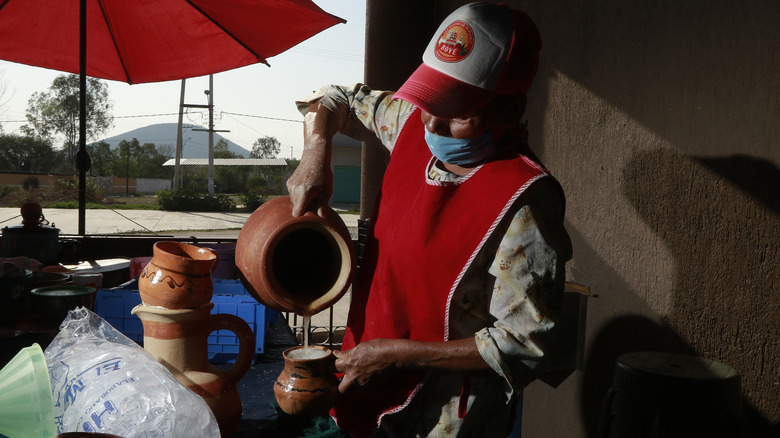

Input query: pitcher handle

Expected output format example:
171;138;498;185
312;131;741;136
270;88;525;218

207;313;255;382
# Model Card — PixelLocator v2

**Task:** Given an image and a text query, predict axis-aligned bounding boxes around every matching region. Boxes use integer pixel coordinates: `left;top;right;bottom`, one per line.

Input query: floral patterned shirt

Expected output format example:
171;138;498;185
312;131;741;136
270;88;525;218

297;84;571;437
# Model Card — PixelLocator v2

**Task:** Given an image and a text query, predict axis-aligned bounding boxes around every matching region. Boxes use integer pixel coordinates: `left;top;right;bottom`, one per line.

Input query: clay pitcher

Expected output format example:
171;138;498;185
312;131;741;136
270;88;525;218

235;196;355;316
274;345;339;417
131;303;254;438
138;241;218;309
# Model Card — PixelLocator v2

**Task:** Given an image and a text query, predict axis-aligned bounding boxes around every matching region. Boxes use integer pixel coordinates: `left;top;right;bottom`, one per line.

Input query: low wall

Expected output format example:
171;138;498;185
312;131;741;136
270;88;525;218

136;178;170;194
0;172;168;195
0;172;60;190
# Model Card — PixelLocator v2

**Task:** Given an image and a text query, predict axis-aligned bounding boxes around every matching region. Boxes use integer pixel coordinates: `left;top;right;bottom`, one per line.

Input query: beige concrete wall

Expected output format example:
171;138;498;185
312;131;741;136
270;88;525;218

519;1;779;435
0;173;175;195
109;176;136;194
0;172;60;189
365;0;779;435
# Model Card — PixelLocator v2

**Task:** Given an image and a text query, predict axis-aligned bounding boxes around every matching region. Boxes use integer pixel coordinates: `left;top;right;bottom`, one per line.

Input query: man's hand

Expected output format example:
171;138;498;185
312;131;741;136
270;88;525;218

333;337;491;393
287;150;333;217
286;102;339;217
333;338;401;393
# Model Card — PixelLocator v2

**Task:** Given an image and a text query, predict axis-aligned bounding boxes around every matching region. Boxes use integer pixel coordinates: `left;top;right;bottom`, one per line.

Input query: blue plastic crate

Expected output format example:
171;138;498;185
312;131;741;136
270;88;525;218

212;278;251;296
94;282;144;343
94;279;271;364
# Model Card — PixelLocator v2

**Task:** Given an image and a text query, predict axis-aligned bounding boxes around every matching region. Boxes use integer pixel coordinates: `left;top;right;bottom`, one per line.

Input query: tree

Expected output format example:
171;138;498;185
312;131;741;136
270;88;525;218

214;138;247;192
136;141;172;179
87;141;118;176
0;133;59;172
250;136;281;159
215;138;240;159
23;74;113;166
0;71;9;133
112;138;172;180
115;139;138;179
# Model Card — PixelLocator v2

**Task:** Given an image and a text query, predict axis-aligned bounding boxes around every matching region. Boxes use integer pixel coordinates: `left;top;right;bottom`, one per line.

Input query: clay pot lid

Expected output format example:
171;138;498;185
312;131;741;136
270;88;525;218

30;285;96;298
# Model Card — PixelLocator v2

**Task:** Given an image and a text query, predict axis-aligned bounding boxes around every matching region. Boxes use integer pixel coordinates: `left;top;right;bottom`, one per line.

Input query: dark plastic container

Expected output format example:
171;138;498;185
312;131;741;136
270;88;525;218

598;351;751;438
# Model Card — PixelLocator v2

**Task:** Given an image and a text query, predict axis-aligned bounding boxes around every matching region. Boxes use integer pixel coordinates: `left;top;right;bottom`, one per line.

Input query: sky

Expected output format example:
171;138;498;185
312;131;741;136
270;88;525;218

0;0;365;160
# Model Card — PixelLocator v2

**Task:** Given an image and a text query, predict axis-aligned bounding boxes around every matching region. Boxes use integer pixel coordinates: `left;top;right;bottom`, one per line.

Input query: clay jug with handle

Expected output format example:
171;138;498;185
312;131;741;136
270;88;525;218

132;303;254;438
138;241;218;309
235;196;355;316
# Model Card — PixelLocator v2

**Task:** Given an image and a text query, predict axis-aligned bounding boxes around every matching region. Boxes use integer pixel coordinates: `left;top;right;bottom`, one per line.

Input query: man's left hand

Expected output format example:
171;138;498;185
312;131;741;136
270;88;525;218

333;338;401;393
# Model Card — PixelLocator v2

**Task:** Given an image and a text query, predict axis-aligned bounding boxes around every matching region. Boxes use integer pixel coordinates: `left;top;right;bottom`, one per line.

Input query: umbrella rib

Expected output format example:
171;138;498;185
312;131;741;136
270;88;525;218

0;1;10;13
184;0;269;66
97;0;133;83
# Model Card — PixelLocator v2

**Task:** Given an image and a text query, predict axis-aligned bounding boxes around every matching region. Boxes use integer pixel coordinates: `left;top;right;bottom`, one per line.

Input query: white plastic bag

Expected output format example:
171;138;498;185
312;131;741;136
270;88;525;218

44;307;221;437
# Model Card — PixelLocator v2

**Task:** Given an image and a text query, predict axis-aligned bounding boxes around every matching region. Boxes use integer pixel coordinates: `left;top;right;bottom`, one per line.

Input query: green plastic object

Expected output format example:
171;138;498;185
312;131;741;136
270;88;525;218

0;343;56;438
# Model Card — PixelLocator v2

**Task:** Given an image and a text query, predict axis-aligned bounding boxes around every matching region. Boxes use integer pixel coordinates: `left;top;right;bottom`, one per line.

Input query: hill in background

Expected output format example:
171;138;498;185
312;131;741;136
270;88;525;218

97;123;251;158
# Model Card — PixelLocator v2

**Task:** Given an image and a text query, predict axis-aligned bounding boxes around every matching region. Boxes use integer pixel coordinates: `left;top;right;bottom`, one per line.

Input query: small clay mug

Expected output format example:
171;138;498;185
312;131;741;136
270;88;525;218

274;345;339;417
138;241;218;309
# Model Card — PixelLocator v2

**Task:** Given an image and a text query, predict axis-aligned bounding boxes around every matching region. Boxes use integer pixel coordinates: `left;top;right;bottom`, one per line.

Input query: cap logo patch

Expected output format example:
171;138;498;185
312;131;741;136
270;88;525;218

434;20;475;63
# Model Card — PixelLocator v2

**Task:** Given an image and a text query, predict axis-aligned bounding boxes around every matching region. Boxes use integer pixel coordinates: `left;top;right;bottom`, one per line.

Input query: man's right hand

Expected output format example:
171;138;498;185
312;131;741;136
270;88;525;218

286;102;339;217
287;149;333;217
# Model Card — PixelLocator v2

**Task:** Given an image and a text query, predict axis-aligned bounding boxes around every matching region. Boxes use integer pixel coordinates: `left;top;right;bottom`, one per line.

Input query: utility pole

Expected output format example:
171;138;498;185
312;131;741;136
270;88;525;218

191;74;228;196
125;142;130;196
174;79;186;193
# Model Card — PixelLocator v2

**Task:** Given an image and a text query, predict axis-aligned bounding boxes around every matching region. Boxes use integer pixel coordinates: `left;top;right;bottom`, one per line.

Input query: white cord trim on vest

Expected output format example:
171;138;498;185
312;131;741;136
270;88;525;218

443;170;549;342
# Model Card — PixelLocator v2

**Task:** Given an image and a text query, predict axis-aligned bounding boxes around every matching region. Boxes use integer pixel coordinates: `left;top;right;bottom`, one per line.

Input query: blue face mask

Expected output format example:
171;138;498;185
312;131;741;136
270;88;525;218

424;129;497;166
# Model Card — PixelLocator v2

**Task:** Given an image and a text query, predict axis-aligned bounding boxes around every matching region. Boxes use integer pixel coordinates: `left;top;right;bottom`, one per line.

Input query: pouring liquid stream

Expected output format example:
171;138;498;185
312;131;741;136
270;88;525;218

287;314;330;360
303;314;310;355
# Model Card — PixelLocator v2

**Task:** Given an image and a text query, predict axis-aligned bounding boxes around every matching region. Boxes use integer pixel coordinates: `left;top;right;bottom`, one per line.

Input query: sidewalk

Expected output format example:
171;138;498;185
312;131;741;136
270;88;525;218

0;207;360;236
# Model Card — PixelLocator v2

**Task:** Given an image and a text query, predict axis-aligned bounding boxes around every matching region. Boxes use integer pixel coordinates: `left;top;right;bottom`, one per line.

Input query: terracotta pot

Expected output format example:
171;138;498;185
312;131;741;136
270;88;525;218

138;241;218;309
132;302;254;438
274;345;339;417
2;202;60;266
235;196;355;316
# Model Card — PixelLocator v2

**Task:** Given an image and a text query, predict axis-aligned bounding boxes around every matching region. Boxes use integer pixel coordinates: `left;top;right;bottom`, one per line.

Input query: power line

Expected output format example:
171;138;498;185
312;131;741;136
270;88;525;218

114;112;184;119
1;109;297;125
220;111;302;123
220;112;298;152
0;111;197;124
1;109;303;150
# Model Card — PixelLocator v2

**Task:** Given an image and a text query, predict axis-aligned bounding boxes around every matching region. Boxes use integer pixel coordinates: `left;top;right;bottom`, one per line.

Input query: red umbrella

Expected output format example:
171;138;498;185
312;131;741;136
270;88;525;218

0;0;344;233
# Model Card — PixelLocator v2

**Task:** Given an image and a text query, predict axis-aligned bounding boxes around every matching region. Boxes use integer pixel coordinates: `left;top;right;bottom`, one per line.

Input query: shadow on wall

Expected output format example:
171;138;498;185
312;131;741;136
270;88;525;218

616;151;780;436
563;224;697;436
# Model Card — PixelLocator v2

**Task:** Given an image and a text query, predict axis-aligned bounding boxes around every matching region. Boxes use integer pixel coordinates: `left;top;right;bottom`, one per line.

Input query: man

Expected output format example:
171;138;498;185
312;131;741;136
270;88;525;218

287;3;571;437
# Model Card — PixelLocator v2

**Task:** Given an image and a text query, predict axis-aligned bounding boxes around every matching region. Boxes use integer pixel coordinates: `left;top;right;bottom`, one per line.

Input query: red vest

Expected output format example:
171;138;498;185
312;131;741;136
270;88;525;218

331;109;549;437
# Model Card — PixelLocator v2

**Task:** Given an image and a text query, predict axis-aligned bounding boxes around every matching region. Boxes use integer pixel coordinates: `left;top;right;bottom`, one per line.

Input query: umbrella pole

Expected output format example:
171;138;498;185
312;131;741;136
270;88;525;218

76;0;88;236
207;75;214;196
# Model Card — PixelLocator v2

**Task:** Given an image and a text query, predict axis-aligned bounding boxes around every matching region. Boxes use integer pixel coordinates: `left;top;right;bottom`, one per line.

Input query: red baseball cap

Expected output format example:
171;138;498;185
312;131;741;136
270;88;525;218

394;2;541;118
